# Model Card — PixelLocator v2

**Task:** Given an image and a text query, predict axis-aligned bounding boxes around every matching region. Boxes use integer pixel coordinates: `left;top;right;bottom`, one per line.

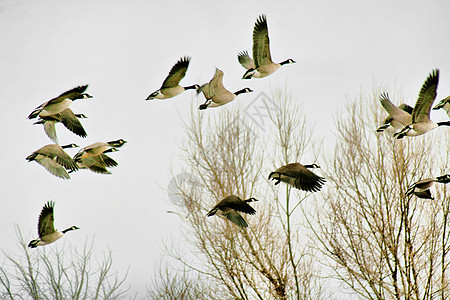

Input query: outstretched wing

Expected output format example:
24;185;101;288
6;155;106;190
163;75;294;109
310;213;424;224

224;211;248;228
38;201;56;237
161;57;190;89
252;15;272;68
412;69;439;123
34;156;71;179
238;51;256;69
198;68;226;99
379;93;412;126
50;85;89;104
60;108;87;138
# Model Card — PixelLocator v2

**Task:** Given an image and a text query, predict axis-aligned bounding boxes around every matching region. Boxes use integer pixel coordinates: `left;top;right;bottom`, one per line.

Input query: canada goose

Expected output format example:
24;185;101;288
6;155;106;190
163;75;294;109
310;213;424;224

73;139;126;161
207;195;258;228
28;201;79;248
26;143;79;179
33;108;88;143
433;95;450;117
73;150;118;174
406;174;450;199
146;57;199;100
269;163;326;192
238;15;295;79
376;93;413;133
393;69;450;139
28;85;92;119
197;68;253;110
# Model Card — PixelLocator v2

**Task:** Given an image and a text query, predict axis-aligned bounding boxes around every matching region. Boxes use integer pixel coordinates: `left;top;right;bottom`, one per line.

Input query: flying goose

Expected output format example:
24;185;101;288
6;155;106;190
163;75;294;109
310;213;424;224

393;69;450;139
197;68;253;110
207;195;258;228
376;94;413;133
28;201;79;248
269;163;326;192
433;95;450;117
74;150;119;174
26;143;79;179
33;108;88;143
28;85;92;119
238;15;295;79
406;174;450;199
73;139;127;161
146;57;199;100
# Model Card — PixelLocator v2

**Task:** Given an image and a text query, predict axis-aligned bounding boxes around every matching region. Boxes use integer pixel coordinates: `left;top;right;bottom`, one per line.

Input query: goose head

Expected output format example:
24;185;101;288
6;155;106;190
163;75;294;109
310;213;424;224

79;93;93;99
108;139;127;148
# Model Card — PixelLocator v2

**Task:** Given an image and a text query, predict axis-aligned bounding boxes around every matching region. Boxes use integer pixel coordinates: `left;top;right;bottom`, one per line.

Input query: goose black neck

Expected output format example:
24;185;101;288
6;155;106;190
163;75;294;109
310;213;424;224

437;121;450;126
280;59;293;65
62;227;77;234
184;85;198;90
245;197;258;202
234;88;249;96
437;175;450;183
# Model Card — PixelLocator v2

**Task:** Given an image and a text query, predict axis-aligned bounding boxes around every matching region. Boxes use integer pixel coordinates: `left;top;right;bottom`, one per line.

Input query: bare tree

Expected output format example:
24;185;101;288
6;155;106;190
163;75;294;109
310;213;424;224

160;92;327;299
311;90;450;299
0;227;131;300
147;263;214;300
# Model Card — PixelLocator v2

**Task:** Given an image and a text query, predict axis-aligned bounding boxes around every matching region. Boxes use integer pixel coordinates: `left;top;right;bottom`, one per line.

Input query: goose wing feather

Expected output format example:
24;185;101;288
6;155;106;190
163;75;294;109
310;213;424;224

238;51;256;69
38;201;56;237
379;93;412;126
60;108;87;138
161;57;190;89
224;211;248;228
412;69;439;123
252;15;272;68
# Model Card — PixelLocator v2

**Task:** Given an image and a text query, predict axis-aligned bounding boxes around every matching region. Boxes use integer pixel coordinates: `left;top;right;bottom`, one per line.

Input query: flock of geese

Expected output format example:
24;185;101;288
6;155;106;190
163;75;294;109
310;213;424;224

24;15;450;247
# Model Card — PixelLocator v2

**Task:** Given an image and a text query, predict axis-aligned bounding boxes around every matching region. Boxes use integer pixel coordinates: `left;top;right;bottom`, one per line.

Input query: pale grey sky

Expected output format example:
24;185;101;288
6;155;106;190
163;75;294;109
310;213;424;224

1;0;450;297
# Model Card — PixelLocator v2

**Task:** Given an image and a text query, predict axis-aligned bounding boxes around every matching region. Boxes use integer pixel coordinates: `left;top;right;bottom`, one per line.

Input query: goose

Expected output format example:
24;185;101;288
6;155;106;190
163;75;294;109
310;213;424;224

376;93;413;133
28;85;92;119
406;174;450;199
73;150;119;174
26;143;79;179
207;195;258;228
28;201;79;248
73;139;126;161
433;95;450;117
393;69;450;139
269;163;326;192
238;15;295;79
146;57;199;100
197;68;253;110
33;108;88;143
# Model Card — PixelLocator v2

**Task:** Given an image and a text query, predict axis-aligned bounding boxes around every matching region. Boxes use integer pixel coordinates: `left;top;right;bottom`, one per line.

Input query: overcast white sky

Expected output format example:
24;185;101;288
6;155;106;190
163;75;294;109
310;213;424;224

1;0;450;297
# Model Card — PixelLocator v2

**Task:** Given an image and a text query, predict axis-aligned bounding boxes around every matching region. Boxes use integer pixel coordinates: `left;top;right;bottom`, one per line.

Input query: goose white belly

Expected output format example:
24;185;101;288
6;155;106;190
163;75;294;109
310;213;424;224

40;99;73;117
38;231;64;246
